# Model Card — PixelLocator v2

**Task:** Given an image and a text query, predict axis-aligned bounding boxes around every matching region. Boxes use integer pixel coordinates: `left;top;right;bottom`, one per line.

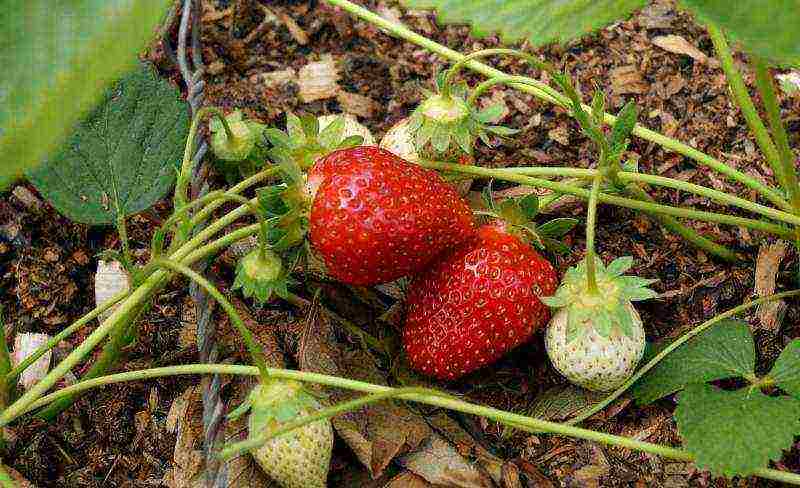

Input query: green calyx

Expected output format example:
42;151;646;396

210;110;264;162
264;112;364;174
479;186;578;255
407;75;518;160
233;248;293;304
229;380;322;434
542;256;657;343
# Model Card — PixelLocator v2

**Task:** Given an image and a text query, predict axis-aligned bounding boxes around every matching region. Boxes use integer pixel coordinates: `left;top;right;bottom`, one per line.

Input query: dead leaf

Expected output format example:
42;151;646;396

754;241;788;331
547;126;570;146
384;471;437;487
277;11;308;45
252;68;297;89
397;435;495;488
337;91;379;118
652;35;709;65
298;303;431;477
609;65;649;95
527;385;605;422
163;386;205;488
638;3;674;29
298;55;340;103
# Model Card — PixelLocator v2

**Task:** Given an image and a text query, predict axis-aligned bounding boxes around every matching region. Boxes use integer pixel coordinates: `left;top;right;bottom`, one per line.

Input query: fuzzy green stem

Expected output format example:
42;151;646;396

115;213;134;273
152;258;269;382
753;58;800;211
567;288;800;425
468;76;561;107
19;363;800;485
584;176;603;294
323;0;790;211
189;168;278;229
707;24;786;193
621;185;738;262
0;307;11;409
219;387;441;459
419;160;793;237
443;48;550;99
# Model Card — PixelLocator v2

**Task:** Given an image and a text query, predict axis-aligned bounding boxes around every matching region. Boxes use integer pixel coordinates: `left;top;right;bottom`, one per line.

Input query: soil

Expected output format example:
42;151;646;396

2;0;799;486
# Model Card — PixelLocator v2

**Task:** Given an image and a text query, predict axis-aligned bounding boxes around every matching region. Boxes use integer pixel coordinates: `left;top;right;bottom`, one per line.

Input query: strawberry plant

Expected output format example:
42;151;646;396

2;0;800;486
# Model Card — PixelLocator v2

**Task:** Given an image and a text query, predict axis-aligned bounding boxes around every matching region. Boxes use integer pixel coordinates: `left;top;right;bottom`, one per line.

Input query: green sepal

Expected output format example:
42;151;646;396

209;110;259;162
233;248;294;304
537;218;578;238
246;380;323;442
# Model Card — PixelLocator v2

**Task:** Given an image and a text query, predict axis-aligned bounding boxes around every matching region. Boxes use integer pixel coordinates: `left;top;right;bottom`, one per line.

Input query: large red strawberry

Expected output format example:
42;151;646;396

307;146;475;285
403;222;558;380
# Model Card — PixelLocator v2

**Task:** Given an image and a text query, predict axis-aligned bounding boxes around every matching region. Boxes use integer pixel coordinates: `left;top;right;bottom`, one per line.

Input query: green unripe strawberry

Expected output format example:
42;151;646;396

230;380;333;488
542;256;656;392
232;248;293;304
210;110;262;161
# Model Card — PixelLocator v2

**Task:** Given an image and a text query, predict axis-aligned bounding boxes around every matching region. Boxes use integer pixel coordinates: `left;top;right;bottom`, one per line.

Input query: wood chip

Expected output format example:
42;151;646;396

652;35;709;65
548;125;570;145
754;241;788;331
337;91;378;118
298;55;340;103
95;260;131;324
277;11;309;45
12;332;52;391
252;68;296;89
11;186;43;212
609;65;649;94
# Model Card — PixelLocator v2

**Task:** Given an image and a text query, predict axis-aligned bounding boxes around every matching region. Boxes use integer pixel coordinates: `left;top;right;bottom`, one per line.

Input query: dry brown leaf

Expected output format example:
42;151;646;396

754;241;788;331
397;435;495;488
384;471;438;487
12;332;51;391
252;68;297;89
609;65;649;95
652;35;709;65
547;126;569;146
337;91;379;118
163;386;205;488
298;304;430;477
298;55;340;103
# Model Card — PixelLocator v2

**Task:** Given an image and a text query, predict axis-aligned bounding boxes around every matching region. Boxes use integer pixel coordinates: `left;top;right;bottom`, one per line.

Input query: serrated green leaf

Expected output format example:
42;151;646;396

676;383;800;477
519;194;539;220
258;185;290;217
285;112;305;142
606;256;634;276
318;116;345;148
0;0;172;184
537;218;578;238
475;104;505;123
768;339;800;399
542;237;571;255
453;123;473;154
263;128;291;149
630;320;755;405
402;0;646;48
609;100;638;152
26;64;188;225
591;89;606;127
623;286;658;301
680;0;800;65
528;384;605;421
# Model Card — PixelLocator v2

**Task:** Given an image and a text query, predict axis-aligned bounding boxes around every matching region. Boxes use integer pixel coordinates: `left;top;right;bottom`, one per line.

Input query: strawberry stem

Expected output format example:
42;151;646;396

152;258;270;383
467;75;562;107
442;48;550;99
18;362;800;485
585;175;603;295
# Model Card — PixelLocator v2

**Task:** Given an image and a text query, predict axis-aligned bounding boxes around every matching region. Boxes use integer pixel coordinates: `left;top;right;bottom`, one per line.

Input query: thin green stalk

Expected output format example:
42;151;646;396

0;306;11;409
189;168;278;229
500;166;598;179
115;213;134;273
152;258;269;382
419;160;793;238
219;387;440;459
707;24;786;193
584;176;602;294
19;363;800;485
323;0;791;212
615;172;800;227
468;75;561;106
622;185;738;262
567;288;800;425
443;48;552;99
753;57;800;211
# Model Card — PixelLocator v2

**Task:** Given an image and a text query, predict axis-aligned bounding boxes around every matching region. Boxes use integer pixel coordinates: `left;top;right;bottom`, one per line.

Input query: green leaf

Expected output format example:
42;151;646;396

416;119;436;148
484;125;519;136
676;383;800;477
768;339;800;399
630;320;755;405
609;100;638;152
480;181;495;210
402;0;646;47
453;123;473;154
299;114;320;139
475;104;505;123
537;218;578;238
318;116;345;149
606;256;634;276
591;89;606;128
26;64;188;225
518;194;539;220
541;237;571;255
285;112;305;142
0;0;172;183
431;126;451;153
680;0;800;65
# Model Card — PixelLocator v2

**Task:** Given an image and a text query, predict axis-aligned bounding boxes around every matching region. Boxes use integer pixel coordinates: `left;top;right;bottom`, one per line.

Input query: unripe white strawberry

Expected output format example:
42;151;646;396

231;380;333;488
541;256;655;392
545;302;645;392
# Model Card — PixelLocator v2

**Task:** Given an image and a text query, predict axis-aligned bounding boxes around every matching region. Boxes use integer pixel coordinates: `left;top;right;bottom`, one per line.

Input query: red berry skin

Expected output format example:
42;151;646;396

308;146;476;286
403;223;558;380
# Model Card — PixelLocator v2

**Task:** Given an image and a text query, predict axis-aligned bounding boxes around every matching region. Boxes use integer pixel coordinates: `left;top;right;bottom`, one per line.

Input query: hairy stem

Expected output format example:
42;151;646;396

323;0;791;211
19;363;800;485
468;75;562;107
152;258;269;382
753;57;800;211
707;24;786;193
418;160;793;237
567;289;800;425
0;307;11;410
585;176;602;294
443;48;552;99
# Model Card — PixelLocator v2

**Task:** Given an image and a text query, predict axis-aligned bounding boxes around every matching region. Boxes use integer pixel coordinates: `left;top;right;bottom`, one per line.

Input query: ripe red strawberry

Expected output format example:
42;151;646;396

403;222;558;380
307;146;476;286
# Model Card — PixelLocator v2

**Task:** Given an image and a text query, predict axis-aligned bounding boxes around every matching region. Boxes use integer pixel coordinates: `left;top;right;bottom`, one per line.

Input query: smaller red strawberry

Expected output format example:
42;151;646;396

307;146;476;285
403;221;559;380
